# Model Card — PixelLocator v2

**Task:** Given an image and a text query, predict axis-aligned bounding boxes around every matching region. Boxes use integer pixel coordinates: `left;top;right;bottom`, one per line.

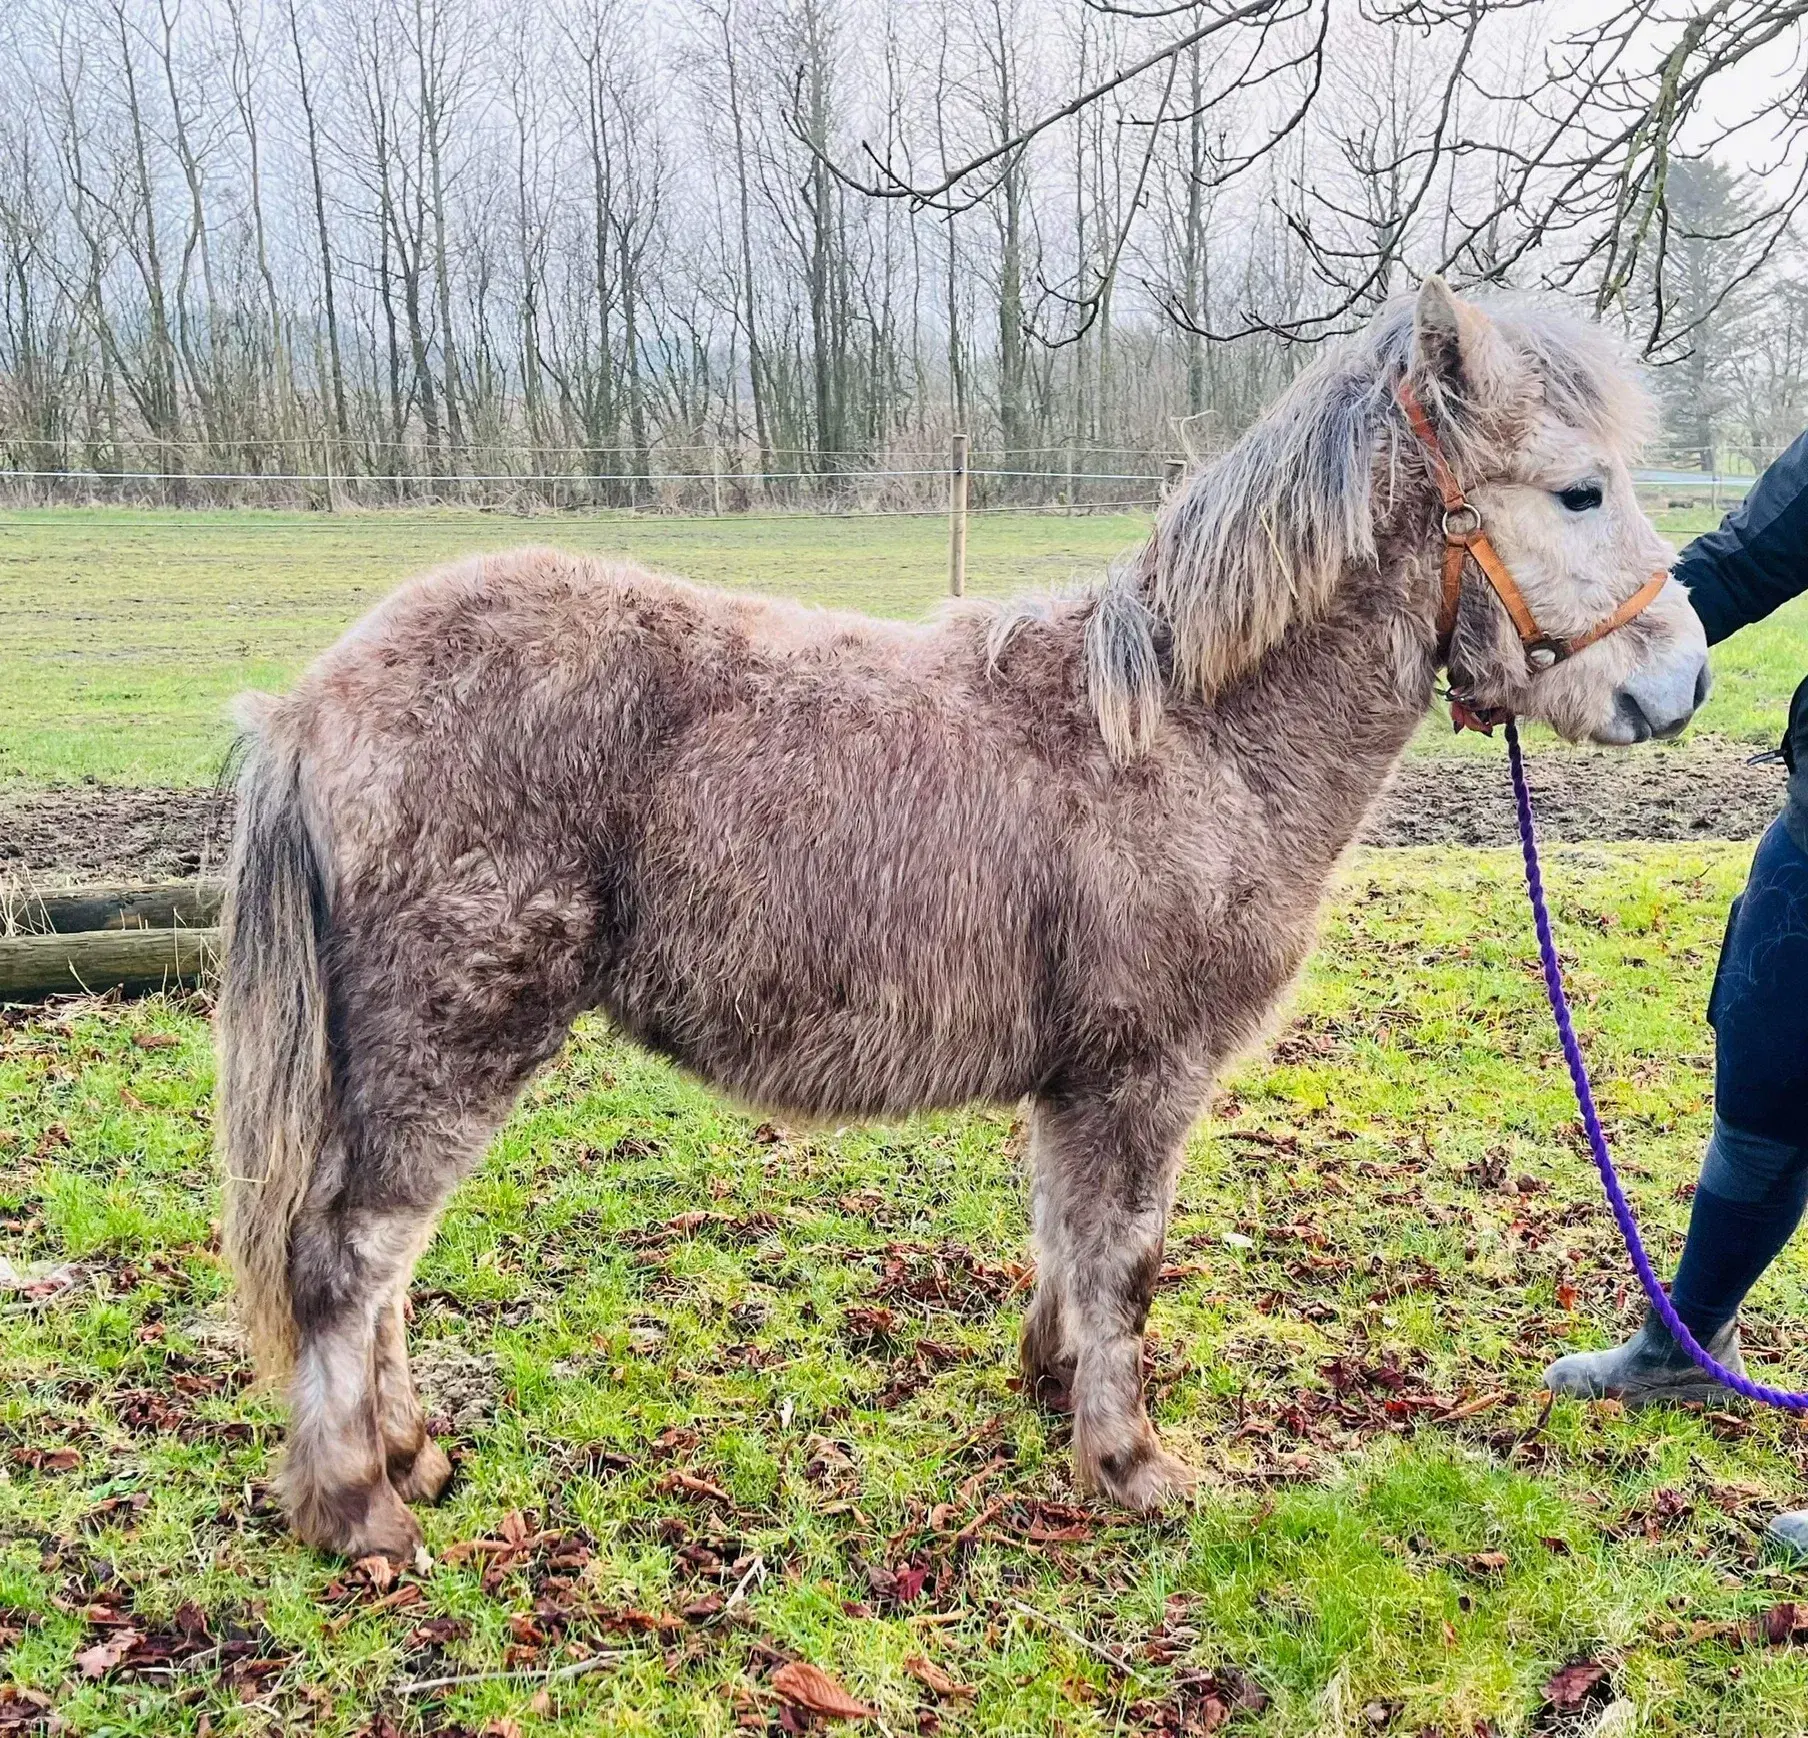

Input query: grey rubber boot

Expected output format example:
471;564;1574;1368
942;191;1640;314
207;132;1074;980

1766;1511;1808;1562
1542;1306;1745;1407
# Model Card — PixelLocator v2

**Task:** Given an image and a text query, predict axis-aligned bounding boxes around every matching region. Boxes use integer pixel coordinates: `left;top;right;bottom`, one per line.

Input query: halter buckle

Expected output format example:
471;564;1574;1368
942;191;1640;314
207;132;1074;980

1441;503;1482;540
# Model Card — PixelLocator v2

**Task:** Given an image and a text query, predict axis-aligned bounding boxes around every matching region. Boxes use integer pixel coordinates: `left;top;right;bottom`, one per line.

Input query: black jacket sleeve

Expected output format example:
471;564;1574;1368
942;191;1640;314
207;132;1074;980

1674;427;1808;645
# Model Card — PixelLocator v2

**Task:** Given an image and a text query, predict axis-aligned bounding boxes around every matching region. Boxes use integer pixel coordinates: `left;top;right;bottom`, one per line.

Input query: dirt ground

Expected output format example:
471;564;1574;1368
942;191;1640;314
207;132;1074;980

0;784;237;885
0;741;1787;885
1370;738;1787;848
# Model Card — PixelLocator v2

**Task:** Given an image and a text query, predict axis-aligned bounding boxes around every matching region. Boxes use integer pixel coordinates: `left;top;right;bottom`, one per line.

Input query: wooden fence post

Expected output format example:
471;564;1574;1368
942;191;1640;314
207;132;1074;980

1164;458;1185;499
948;432;969;597
322;427;338;514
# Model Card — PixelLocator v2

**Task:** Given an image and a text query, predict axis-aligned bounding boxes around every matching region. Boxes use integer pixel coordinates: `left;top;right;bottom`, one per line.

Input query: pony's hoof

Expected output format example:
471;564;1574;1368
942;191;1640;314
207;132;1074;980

1080;1439;1199;1514
289;1473;423;1563
392;1438;454;1505
339;1483;425;1563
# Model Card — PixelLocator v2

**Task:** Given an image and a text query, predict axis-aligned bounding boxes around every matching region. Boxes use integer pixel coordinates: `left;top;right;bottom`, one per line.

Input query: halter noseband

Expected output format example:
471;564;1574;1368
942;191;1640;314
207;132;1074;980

1394;378;1669;731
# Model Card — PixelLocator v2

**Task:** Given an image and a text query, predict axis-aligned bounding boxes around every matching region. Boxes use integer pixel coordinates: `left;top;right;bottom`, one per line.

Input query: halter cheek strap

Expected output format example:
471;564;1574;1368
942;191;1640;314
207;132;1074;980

1394;378;1669;689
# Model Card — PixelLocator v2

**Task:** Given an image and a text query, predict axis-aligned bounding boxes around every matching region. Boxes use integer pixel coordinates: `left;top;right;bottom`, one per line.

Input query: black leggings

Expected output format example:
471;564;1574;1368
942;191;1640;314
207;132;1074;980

1669;820;1808;1340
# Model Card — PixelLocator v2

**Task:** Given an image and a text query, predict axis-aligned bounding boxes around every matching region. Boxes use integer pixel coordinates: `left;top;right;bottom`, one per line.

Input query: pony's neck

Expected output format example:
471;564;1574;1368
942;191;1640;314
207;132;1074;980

1193;531;1441;866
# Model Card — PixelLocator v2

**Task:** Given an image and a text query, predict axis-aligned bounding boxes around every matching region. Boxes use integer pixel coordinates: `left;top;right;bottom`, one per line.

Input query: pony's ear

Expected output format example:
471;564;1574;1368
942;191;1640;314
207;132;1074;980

1412;276;1465;387
1411;275;1517;407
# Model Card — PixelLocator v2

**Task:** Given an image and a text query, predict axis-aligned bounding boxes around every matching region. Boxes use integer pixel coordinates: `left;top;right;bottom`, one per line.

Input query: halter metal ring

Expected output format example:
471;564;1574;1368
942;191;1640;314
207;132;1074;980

1525;638;1567;672
1441;503;1482;539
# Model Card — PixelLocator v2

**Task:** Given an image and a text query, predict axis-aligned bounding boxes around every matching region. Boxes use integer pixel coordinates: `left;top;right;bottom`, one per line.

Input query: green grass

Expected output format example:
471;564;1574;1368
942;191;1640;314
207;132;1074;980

8;843;1808;1733
2;505;1803;788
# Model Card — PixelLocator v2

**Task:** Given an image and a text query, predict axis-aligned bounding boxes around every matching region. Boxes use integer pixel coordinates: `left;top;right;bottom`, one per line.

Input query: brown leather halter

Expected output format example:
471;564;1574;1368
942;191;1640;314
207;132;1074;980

1394;378;1669;730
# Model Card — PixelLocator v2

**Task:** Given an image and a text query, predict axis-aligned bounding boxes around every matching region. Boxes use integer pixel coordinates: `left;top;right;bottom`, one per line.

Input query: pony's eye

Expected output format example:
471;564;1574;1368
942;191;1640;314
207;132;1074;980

1556;483;1603;512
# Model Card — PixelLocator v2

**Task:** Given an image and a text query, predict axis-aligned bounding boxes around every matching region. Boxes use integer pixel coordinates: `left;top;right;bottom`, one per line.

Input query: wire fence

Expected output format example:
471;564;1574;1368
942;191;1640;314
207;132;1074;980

0;437;1761;515
0;439;1175;515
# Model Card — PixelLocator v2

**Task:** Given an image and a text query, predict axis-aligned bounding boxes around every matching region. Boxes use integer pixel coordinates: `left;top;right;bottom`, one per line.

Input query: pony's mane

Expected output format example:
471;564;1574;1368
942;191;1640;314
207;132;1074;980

990;292;1651;762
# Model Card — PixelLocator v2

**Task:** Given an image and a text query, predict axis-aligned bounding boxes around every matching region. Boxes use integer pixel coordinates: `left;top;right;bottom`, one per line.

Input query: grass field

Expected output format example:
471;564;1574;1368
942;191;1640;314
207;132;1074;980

9;844;1808;1735
3;504;1805;788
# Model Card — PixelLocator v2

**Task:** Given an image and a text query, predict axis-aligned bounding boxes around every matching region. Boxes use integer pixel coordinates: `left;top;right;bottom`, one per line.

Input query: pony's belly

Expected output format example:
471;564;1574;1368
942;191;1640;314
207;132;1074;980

600;968;1041;1121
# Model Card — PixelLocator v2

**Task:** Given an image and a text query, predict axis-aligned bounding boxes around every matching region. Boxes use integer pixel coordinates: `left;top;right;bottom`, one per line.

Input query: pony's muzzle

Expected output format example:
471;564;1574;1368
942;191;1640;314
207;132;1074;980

1606;653;1710;743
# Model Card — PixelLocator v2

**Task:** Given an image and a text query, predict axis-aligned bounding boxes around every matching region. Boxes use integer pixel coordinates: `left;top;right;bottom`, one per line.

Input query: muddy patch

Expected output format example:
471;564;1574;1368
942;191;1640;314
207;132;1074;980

1365;739;1785;848
0;785;232;885
0;740;1788;884
410;1343;502;1437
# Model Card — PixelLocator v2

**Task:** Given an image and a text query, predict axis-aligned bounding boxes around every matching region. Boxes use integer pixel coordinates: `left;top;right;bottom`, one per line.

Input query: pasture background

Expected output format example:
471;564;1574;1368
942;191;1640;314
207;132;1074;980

6;507;1808;1733
3;503;1806;788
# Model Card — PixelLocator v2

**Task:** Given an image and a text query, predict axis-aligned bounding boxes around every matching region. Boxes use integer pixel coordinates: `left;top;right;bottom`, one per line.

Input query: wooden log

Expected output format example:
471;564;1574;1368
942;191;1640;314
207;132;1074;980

0;927;221;1002
2;881;224;937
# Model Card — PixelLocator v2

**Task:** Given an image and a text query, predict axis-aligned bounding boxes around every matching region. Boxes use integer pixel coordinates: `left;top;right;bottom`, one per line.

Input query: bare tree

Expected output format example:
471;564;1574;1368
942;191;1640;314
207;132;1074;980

2;0;1803;504
287;0;349;446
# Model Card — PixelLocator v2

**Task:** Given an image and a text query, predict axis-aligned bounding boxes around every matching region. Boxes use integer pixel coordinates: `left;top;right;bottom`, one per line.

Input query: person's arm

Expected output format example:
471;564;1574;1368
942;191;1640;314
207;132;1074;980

1673;427;1808;645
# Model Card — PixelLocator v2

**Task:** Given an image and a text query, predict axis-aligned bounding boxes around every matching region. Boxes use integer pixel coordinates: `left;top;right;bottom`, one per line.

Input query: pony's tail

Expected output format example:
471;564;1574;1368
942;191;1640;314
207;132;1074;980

217;696;332;1384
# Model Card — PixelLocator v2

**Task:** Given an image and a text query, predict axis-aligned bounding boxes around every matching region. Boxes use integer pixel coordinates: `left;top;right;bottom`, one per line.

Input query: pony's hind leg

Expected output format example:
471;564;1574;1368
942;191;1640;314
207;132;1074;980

376;1294;453;1504
1029;1082;1200;1512
280;940;590;1554
281;1198;429;1561
271;847;596;1558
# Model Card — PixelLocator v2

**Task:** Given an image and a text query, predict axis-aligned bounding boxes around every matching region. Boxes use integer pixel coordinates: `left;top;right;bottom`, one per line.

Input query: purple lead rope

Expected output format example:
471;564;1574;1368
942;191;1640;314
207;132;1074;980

1505;718;1808;1410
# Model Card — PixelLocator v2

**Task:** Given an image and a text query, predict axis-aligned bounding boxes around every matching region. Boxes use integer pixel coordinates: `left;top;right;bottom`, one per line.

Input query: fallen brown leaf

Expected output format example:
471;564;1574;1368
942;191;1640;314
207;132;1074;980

404;1616;469;1648
904;1654;975;1699
1435;1392;1506;1424
599;1607;686;1636
323;1585;423;1636
998;1497;1094;1545
0;1686;55;1735
1542;1658;1610;1711
771;1659;875;1721
75;1627;140;1679
1758;1602;1808;1646
657;1470;733;1504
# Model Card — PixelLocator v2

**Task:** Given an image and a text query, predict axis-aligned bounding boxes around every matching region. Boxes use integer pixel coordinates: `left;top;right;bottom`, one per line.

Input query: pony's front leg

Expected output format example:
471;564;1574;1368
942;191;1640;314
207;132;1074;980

1028;1084;1199;1512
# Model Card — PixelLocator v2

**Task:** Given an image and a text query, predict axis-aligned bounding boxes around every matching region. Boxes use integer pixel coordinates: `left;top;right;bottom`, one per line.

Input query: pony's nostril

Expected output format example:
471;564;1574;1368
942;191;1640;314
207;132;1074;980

1612;690;1654;742
1692;660;1712;710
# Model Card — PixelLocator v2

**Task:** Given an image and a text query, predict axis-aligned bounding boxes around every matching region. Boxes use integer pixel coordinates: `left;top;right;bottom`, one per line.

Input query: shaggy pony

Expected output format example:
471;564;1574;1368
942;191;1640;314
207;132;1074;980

218;279;1706;1559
